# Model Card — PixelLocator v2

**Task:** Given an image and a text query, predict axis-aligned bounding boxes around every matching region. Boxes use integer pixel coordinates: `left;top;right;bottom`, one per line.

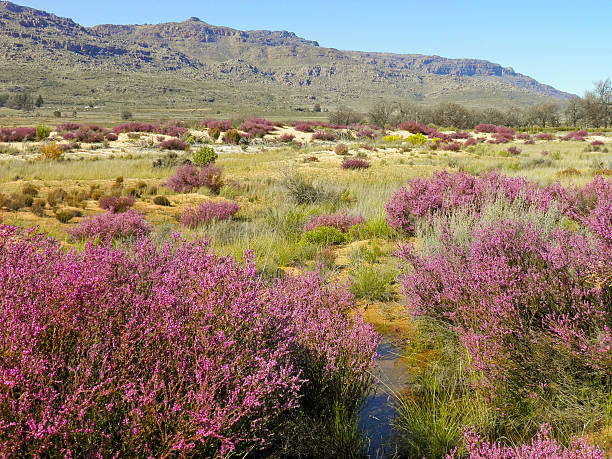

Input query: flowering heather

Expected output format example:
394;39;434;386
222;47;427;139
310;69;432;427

73;129;106;143
112;122;188;138
56;122;83;132
181;199;240;227
98;195;136;213
449;131;471;140
104;132;118;141
516;132;532;140
312;130;337;141
166;164;224;193
441;142;461;152
222;129;242;144
399;121;434;135
397;217;611;395
293;122;314;133
0;225;378;456
159;138;190;151
341;158;370;170
303;212;366;233
475;123;498;133
446;425;605;459
591;140;604;146
278;133;295;142
201;119;232;131
464;137;478;147
385;170;560;234
0;127;36;142
67;209;153;240
112;121;159;134
239;118;276;137
562;130;589;141
535;133;555;141
507;146;522;155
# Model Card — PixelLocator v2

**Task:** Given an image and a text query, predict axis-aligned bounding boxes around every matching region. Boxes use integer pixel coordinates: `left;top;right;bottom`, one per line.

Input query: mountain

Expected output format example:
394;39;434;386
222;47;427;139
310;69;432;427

0;1;573;114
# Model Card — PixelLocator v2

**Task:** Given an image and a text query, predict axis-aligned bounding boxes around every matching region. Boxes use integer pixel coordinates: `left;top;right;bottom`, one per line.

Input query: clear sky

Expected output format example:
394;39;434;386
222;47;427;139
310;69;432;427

15;0;612;96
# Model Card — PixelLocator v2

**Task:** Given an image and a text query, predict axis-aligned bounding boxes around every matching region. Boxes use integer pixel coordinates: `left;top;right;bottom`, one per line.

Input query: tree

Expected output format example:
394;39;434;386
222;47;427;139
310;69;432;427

592;78;611;128
35;95;43;108
121;110;133;120
313;103;321;113
528;102;559;127
432;103;474;129
328;106;362;125
564;96;583;126
368;102;395;127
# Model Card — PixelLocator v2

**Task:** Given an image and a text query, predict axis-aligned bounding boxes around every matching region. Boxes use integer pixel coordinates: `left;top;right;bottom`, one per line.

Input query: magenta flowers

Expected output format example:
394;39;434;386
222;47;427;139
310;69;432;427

181;199;240;227
0;225;379;456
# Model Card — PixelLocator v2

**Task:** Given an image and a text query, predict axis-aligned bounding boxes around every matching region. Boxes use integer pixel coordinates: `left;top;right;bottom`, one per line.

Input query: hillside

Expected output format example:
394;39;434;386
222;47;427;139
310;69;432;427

0;1;573;113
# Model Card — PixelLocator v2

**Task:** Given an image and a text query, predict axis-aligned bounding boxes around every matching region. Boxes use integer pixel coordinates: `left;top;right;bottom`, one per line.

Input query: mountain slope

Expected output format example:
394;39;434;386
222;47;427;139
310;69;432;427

0;1;572;112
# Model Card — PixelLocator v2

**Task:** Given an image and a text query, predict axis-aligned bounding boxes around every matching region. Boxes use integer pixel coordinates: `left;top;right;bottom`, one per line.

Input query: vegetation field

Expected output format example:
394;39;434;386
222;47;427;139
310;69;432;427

0;118;610;458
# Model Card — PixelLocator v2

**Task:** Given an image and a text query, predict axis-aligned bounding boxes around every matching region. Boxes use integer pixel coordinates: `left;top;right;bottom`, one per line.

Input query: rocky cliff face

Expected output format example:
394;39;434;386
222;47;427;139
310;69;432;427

0;1;572;108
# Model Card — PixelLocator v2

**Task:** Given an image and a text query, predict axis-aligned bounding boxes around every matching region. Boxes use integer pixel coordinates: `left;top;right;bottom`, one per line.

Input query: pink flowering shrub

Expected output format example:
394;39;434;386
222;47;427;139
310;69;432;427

294;122;314;133
441;142;461;151
67;209;153;240
303;212;365;232
166;164;223;193
446;425;604;459
399;121;434;135
159;138;189;151
341;158;370;169
535;133;555;141
112;122;188;138
464;137;478;147
0;127;36;142
181;199;240;227
56;122;83;132
516;133;532;140
201;119;232;131
312;130;337;141
449;131;471;140
239;118;276;137
104;132;118;141
475;123;498;133
507;146;522;155
98;195;136;213
385;170;557;234
0;225;379;456
591;140;604;146
278;133;295;142
397;218;611;394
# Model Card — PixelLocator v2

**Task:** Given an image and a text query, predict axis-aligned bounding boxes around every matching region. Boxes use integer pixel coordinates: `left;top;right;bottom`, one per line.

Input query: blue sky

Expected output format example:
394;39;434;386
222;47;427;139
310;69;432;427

16;0;612;96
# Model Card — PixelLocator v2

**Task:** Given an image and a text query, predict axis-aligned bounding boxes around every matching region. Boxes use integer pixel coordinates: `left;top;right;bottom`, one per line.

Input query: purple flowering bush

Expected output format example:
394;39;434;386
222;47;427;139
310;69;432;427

67;210;153;240
181;199;240;227
389;171;612;451
166;164;223;193
446;425;604;459
341;158;370;170
0;225;379;456
0;127;36;142
304;212;365;233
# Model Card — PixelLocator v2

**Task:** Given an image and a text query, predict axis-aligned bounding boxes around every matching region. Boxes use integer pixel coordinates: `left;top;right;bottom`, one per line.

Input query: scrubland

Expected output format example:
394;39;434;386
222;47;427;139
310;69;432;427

0;118;610;458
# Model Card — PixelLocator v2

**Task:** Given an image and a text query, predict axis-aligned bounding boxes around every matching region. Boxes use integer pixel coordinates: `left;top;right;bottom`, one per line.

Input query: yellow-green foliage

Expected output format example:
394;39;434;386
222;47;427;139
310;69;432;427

405;133;427;145
382;135;403;143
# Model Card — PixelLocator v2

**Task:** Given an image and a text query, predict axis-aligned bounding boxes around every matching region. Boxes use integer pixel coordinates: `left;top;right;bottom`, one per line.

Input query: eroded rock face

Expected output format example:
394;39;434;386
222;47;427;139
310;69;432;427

0;0;571;105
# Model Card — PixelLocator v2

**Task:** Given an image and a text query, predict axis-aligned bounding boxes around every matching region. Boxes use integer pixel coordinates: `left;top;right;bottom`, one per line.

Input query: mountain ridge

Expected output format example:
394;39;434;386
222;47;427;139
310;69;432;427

0;1;572;112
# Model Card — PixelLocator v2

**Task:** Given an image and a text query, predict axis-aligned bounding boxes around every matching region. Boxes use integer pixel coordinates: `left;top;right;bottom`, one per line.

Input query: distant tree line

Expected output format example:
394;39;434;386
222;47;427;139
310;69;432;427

0;92;43;111
330;79;612;129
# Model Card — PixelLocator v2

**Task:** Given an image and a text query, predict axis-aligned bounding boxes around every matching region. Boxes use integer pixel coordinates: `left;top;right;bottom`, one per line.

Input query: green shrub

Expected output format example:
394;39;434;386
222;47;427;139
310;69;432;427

300;226;346;246
36;124;50;140
193;145;218;166
153;196;171;206
284;174;342;205
350;264;396;301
